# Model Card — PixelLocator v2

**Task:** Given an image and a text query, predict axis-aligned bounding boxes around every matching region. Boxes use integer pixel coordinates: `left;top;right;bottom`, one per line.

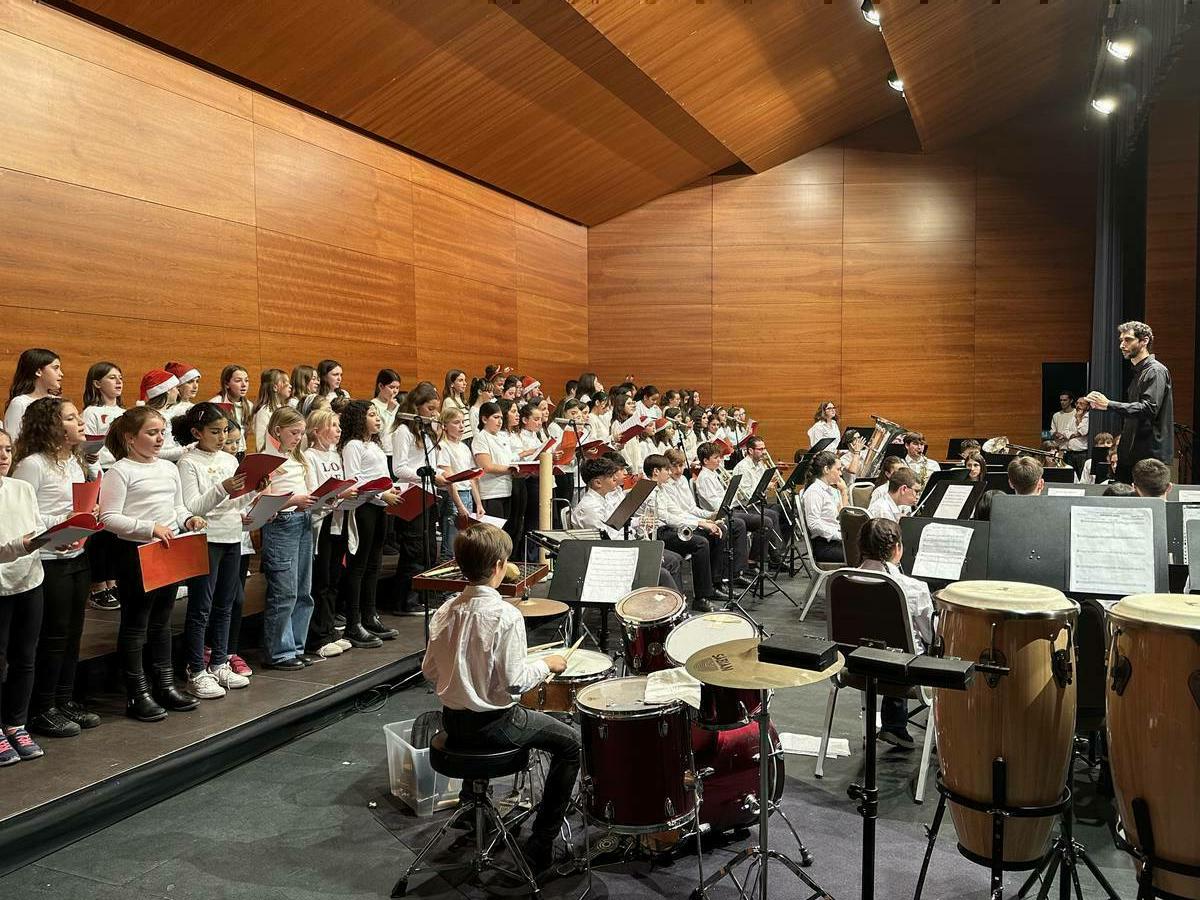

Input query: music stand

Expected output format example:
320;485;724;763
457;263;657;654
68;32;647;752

899;518;990;592
548;539;664;653
911;468;971;513
1090;447;1112;484
605;478;657;538
1165;502;1200;567
738;468;794;608
1188;518;1200;591
1167;483;1200;501
913;479;986;521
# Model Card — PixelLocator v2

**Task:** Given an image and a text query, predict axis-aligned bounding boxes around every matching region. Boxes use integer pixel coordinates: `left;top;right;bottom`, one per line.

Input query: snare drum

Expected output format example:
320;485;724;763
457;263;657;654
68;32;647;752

1107;594;1200;899
616;587;688;674
665;612;760;730
520;649;614;713
576;676;695;833
934;581;1077;867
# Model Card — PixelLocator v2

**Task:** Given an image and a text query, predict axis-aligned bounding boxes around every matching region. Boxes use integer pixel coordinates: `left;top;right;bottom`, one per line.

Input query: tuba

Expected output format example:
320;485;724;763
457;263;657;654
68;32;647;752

860;415;909;480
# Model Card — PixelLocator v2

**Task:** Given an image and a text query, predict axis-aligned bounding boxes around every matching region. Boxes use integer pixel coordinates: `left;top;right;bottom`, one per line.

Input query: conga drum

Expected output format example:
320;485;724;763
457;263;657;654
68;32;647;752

933;581;1077;867
1106;594;1200;899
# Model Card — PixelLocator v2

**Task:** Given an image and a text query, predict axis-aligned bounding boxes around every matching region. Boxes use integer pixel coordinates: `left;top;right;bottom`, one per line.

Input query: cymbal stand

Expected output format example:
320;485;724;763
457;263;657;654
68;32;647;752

691;690;833;900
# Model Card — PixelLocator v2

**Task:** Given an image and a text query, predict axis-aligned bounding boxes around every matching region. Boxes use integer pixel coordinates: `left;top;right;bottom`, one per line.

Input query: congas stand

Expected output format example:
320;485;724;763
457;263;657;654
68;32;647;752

1116;798;1200;900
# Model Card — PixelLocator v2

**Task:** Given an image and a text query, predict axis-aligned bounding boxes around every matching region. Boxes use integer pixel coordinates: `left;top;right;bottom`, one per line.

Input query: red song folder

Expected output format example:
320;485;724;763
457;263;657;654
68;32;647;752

230;452;286;497
384;485;438;521
30;513;103;549
554;430;578;462
581;440;613;460
445;467;483;484
72;479;101;513
138;532;210;592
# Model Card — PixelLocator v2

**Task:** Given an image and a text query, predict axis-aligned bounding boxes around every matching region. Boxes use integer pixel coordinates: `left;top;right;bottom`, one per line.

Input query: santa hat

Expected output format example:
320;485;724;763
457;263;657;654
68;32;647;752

164;360;200;384
654;417;671;433
140;369;179;402
520;375;541;397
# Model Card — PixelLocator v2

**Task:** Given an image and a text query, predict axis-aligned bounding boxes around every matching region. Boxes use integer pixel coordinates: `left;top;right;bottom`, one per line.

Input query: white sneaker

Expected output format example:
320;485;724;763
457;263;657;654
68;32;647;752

187;668;226;699
317;642;343;658
334;639;352;651
211;662;250;690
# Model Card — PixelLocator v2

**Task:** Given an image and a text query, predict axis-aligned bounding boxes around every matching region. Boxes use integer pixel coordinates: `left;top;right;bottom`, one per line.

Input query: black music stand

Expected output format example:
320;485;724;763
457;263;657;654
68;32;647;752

912;468;969;509
898;518;990;592
548;539;664;655
605;478;657;538
912;476;984;520
712;473;753;618
1090;448;1112;484
1165;501;1200;566
774;456;810;577
737;468;795;608
1189;519;1200;591
1166;483;1200;501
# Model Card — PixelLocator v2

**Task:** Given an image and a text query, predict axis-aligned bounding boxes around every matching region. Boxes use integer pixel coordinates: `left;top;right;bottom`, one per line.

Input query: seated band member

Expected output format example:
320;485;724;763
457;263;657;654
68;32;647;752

1077;432;1114;484
857;519;933;750
1007;456;1044;495
902;432;940;490
663;448;750;584
644;453;726;612
808;400;840;448
801;451;847;563
957;439;981;461
961;450;985;482
572;456;683;593
422;524;580;874
695;441;781;567
838;430;868;477
867;467;919;522
868;457;906;509
732;437;794;543
1132;458;1172;499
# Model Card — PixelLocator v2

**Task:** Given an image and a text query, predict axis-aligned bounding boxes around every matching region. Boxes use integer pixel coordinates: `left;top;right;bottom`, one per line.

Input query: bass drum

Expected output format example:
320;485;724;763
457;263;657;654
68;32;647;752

933;581;1077;868
1107;594;1200;900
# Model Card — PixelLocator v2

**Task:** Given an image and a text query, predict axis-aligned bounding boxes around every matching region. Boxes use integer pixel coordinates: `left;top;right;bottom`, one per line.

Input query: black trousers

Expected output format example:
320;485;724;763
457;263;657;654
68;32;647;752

309;515;347;648
659;548;683;592
810;535;844;564
882;696;909;732
34;555;90;712
393;509;436;613
507;481;528;558
0;585;43;728
343;504;385;626
1065;449;1088;477
113;538;178;672
483;496;514;547
442;705;581;845
660;528;714;601
736;507;781;562
521;478;541;562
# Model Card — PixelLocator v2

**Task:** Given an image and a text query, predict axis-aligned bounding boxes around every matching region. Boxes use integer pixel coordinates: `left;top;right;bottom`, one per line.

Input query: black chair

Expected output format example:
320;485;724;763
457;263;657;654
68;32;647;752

839;506;870;568
393;733;539;898
1073;598;1109;770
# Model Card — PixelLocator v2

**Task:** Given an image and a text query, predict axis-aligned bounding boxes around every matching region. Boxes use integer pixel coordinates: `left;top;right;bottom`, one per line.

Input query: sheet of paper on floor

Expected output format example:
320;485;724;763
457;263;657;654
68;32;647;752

779;732;851;758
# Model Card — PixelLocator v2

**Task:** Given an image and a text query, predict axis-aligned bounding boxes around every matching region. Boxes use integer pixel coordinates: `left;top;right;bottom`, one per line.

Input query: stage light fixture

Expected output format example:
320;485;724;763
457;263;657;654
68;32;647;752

887;70;904;93
1090;96;1117;116
860;0;881;27
1106;38;1135;61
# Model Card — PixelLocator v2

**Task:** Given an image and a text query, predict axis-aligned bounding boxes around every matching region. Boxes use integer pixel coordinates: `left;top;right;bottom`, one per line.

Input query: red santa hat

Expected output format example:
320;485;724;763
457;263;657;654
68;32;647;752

520;375;541;396
140;369;179;402
164;360;200;385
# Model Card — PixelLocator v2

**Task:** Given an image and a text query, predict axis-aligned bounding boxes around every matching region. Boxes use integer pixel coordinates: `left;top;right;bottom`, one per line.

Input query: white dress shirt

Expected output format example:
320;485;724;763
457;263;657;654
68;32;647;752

802;479;842;541
695;466;726;513
654;481;702;530
867;490;903;523
732;456;770;504
1051;410;1089;451
807;419;840;448
422;584;550;712
571;487;622;538
586;413;611;442
861;559;933;652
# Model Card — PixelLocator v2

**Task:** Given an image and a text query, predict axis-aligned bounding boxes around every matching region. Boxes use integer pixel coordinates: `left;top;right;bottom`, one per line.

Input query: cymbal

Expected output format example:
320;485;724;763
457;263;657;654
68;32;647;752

513;596;569;618
685;638;843;690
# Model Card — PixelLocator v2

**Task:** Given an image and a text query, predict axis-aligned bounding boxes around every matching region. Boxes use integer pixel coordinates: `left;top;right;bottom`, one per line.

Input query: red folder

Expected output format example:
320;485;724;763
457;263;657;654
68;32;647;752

510;461;542;476
72;479;101;513
554;430;578;463
715;438;735;457
230;452;286;497
581;440;613;460
358;476;393;493
623;473;640;490
313;477;354;499
31;513;103;549
616;420;647;442
445;467;483;484
384;485;438;521
138;532;209;592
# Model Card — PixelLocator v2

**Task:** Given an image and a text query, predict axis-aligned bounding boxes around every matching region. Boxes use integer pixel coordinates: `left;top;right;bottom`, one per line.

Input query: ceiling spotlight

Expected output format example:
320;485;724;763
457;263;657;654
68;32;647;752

1091;96;1117;116
887;70;904;93
860;0;881;27
1106;38;1134;60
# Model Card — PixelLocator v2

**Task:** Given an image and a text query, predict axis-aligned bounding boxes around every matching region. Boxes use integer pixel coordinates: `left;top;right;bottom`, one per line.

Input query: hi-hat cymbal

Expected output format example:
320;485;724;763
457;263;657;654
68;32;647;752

513;597;569;618
686;638;843;690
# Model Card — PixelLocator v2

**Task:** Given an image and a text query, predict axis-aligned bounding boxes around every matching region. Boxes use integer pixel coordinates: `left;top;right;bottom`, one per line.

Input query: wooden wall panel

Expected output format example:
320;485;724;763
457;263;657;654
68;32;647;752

254;126;413;262
0;1;585;410
517;292;589;398
1144;89;1198;430
0;29;255;224
256;231;414;338
0;170;258;330
844;180;975;245
713;182;843;246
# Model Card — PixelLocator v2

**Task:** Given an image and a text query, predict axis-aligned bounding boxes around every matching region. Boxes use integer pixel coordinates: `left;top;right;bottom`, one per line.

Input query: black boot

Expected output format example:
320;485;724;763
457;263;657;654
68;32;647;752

344;623;383;649
363;616;399;640
152;666;199;712
124;670;167;722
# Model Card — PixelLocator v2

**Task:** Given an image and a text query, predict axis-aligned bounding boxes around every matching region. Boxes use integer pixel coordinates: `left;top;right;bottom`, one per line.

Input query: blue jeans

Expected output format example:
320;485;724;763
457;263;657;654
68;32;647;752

260;510;314;663
184;541;242;673
440;490;475;558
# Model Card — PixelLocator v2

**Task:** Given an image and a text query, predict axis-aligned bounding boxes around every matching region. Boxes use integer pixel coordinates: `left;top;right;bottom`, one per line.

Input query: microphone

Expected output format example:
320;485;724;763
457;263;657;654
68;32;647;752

396;413;437;424
553;418;576;426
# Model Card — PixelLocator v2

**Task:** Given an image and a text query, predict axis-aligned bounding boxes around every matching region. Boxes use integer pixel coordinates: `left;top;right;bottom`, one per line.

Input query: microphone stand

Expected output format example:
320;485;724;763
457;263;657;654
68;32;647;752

415;422;438;647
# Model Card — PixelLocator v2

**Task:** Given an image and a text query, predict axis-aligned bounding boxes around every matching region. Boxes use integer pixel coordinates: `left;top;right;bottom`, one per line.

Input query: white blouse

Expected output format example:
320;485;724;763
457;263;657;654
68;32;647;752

807;419;841;448
473;429;513;501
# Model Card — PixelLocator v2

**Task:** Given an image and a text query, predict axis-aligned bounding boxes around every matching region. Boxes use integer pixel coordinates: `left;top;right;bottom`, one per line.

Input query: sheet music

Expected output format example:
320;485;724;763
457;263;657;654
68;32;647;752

1182;506;1200;565
579;546;639;604
911;523;973;581
1069;506;1155;595
932;484;974;521
1046;485;1086;496
242;493;294;531
1179;490;1200;503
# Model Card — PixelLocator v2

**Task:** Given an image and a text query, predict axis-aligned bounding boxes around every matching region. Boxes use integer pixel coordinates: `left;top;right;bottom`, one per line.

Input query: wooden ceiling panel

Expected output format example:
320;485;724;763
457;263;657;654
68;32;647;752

578;0;904;172
876;0;1099;150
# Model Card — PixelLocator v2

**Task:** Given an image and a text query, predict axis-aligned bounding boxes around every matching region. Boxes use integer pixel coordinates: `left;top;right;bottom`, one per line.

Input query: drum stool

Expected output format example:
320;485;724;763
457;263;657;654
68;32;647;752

392;734;540;899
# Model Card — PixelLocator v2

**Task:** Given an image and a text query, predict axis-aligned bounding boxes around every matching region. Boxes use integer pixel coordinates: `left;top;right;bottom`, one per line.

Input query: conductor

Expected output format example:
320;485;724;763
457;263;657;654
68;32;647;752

1085;320;1174;484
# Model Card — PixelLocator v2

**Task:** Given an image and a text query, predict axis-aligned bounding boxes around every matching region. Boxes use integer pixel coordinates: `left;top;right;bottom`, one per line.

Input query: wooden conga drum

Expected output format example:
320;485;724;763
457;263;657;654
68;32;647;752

1107;594;1200;899
933;581;1077;867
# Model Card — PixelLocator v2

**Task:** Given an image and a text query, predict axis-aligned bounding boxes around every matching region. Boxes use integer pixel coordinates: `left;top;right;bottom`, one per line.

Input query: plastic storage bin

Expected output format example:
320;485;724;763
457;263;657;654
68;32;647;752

385;719;461;817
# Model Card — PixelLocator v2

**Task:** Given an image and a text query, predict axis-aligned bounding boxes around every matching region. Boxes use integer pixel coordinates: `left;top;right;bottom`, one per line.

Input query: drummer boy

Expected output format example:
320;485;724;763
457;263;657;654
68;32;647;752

421;523;581;877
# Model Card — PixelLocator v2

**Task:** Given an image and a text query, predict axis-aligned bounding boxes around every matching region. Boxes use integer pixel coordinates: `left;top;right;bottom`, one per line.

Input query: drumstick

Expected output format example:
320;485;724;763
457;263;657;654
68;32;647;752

544;636;585;684
527;640;565;654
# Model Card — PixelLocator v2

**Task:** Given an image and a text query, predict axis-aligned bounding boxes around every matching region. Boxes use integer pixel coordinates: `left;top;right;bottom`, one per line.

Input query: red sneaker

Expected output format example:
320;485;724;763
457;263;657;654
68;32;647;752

228;654;253;677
